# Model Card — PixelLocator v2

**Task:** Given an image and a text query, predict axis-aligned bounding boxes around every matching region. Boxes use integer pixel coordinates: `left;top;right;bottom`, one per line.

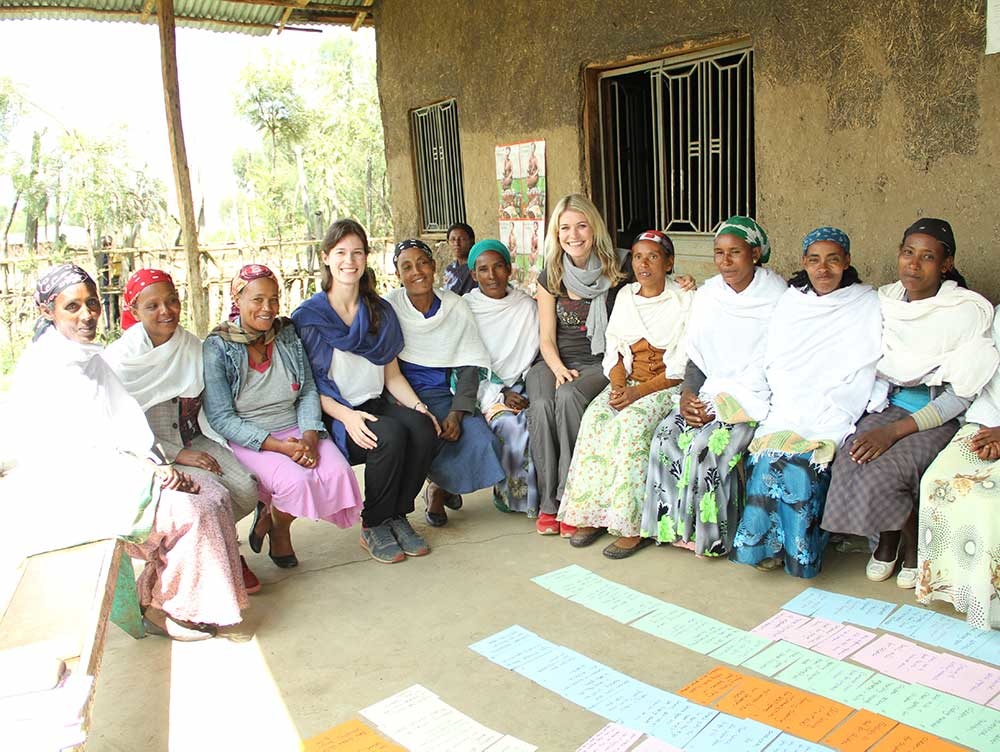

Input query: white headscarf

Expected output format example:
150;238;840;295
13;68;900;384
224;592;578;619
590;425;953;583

754;284;883;447
601;280;693;379
877;281;998;399
385;287;493;370
102;324;204;411
965;305;1000;427
465;286;539;406
684;267;787;421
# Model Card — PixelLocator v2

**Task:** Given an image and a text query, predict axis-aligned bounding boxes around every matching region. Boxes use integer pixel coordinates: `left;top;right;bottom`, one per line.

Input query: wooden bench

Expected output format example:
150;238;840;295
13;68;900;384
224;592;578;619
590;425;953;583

0;539;145;749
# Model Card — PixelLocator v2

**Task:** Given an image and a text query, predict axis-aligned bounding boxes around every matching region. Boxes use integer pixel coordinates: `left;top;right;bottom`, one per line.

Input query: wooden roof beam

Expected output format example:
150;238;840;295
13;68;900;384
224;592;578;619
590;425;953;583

351;0;372;31
141;0;156;23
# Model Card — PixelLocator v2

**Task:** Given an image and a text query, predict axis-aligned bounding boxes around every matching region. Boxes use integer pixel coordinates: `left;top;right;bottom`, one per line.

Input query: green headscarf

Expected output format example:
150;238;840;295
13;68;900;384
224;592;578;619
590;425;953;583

467;239;511;270
715;216;771;264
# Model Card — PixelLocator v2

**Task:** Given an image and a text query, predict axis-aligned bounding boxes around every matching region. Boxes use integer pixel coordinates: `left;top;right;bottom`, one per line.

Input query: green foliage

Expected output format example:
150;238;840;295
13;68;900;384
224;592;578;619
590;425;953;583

232;35;392;243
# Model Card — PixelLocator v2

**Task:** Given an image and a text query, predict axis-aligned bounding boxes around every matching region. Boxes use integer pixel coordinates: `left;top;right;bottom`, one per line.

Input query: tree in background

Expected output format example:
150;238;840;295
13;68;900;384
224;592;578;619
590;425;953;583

232;36;391;243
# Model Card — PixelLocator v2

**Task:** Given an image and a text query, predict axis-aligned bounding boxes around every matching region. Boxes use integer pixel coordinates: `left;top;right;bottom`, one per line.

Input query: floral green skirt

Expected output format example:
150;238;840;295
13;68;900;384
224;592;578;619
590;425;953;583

558;385;679;537
640;410;754;556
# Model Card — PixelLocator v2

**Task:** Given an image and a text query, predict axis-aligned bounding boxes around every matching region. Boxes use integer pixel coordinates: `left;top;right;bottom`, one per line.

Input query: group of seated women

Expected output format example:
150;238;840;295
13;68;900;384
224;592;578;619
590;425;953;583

11;193;1000;639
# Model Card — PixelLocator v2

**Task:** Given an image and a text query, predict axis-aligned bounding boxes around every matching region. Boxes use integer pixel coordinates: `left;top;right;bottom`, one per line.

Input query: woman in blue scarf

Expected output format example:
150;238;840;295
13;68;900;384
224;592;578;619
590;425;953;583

292;219;441;565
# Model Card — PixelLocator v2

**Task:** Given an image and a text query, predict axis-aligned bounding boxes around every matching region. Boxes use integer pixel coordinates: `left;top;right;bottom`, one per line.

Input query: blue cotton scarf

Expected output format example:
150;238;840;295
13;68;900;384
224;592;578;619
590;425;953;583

291;292;404;457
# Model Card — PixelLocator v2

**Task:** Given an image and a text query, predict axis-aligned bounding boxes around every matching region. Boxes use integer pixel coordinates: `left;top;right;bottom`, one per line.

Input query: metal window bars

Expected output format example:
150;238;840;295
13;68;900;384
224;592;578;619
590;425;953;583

601;45;755;237
411;99;467;233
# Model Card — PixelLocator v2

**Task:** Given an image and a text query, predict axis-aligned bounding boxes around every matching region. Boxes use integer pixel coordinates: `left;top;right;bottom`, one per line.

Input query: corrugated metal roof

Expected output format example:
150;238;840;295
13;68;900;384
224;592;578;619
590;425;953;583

0;1;376;36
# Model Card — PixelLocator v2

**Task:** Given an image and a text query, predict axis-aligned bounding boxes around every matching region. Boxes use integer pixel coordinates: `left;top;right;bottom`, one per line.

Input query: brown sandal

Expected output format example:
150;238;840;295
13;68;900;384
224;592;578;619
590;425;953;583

570;528;606;548
602;537;653;560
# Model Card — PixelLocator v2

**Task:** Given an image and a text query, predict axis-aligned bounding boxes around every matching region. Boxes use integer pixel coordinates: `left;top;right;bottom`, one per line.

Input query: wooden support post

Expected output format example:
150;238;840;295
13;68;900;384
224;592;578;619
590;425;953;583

157;0;209;336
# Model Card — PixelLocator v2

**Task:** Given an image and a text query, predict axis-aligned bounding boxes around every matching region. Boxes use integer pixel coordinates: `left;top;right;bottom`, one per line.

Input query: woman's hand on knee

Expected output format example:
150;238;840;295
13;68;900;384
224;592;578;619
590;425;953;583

850;425;899;464
344;410;379;450
554;367;580;387
441;411;464;442
679;389;710;427
175;448;222;475
503;389;529;410
157;466;200;494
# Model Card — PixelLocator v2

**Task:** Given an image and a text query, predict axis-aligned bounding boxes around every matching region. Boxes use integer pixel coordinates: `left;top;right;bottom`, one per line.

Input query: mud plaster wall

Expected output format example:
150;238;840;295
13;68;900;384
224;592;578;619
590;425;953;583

375;0;1000;300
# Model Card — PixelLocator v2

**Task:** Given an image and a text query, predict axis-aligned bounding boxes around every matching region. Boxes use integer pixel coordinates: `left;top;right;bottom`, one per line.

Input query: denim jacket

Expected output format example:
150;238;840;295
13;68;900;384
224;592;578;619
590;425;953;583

202;323;326;451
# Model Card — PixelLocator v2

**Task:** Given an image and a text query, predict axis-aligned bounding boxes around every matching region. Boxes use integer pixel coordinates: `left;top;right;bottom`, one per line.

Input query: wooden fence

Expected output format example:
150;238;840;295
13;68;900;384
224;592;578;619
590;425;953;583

0;237;400;369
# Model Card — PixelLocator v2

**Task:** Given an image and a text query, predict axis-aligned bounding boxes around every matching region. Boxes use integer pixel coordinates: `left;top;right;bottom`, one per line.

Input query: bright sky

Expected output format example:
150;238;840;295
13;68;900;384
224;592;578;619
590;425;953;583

0;19;375;229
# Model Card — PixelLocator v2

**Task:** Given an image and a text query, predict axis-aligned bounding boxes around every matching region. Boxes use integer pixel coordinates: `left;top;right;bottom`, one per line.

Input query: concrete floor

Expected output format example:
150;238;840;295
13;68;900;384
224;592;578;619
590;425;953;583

87;472;958;752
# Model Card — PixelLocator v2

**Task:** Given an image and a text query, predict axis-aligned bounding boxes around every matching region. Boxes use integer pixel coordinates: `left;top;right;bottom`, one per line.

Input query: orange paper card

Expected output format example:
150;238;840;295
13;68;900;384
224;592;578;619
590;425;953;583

302;719;405;752
822;709;898;752
715;676;852;742
869;724;966;752
678;666;748;705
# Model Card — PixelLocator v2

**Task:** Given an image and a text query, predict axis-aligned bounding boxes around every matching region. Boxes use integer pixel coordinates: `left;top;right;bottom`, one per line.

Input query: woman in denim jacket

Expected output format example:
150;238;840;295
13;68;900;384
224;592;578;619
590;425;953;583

203;265;363;569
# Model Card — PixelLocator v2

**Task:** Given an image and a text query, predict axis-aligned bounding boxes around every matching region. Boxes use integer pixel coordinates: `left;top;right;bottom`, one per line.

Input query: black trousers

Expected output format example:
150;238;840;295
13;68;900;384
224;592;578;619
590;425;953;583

327;397;437;528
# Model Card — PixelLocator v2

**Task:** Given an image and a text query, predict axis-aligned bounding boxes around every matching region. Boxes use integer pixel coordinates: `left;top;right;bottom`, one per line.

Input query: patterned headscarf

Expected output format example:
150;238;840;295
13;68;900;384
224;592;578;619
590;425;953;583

467;239;511;270
903;218;956;258
33;263;96;341
715;216;771;264
633;230;675;255
229;264;277;320
393;238;433;267
802;227;851;255
209;264;284;345
121;268;174;330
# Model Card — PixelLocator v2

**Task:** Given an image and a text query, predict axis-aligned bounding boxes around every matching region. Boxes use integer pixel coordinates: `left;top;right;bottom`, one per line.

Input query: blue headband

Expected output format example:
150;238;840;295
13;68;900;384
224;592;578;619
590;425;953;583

802;226;850;255
467;239;511;270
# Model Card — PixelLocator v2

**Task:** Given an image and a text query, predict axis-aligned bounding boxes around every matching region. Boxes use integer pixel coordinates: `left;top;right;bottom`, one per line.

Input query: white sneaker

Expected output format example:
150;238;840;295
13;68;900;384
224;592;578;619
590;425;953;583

896;567;918;589
866;553;898;582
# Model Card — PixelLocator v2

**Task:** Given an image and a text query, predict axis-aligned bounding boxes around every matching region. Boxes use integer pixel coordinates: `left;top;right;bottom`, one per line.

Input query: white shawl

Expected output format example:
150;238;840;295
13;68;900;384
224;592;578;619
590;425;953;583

965;305;1000;427
4;328;158;561
684;267;787;421
877;281;998;399
601;280;693;379
102;324;204;411
385;287;493;370
755;284;883;447
465;286;539;406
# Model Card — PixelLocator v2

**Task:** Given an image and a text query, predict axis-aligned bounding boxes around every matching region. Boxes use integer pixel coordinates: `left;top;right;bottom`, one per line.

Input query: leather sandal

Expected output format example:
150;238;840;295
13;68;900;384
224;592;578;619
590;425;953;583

143;608;216;642
602;537;653;560
569;528;606;548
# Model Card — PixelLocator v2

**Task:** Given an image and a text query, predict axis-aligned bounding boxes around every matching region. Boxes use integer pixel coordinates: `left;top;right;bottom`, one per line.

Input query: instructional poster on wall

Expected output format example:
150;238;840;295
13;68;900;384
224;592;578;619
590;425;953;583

495;139;546;290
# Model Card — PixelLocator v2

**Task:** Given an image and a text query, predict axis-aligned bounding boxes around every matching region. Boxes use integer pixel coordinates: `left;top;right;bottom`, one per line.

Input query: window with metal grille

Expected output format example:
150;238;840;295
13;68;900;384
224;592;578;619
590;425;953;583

410;99;466;233
597;45;755;247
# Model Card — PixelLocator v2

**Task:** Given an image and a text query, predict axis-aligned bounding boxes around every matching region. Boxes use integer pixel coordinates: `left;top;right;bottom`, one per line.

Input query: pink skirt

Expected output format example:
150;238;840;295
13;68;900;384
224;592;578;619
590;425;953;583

229;426;362;528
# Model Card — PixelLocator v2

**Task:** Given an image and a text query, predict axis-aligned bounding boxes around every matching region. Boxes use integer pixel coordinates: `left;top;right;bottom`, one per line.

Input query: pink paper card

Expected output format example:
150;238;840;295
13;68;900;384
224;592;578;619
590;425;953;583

850;634;939;682
751;610;813;641
783;617;845;649
813;623;878;660
916;652;1000;705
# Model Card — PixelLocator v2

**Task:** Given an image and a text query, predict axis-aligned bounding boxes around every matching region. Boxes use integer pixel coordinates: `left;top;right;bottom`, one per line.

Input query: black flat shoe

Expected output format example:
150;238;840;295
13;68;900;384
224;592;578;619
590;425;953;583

248;502;267;554
268;546;299;568
443;493;463;511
